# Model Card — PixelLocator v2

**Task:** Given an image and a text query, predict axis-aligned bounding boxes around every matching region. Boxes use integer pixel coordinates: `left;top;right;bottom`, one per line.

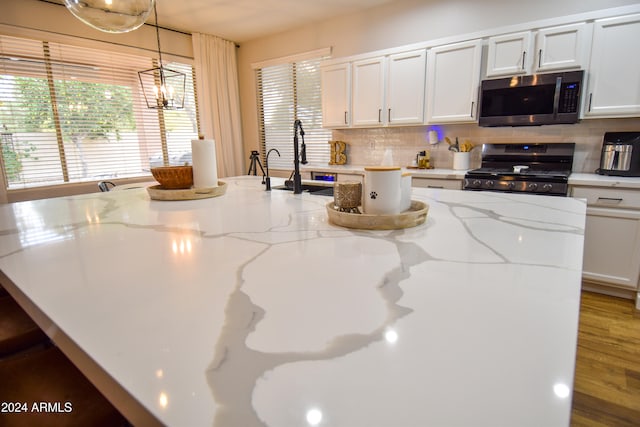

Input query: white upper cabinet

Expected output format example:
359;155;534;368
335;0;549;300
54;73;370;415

352;57;385;127
584;14;640;118
321;63;351;128
535;23;590;72
426;40;482;123
386;49;427;125
485;31;532;77
486;23;589;77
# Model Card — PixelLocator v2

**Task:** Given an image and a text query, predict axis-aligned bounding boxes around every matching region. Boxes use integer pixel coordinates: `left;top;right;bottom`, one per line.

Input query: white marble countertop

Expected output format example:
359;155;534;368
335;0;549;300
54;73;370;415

569;172;640;189
300;164;468;179
305;164;640;187
0;176;587;427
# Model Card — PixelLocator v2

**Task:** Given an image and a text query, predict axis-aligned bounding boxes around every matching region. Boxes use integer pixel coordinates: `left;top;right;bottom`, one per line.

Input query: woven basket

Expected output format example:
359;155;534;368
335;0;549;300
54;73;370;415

151;166;194;189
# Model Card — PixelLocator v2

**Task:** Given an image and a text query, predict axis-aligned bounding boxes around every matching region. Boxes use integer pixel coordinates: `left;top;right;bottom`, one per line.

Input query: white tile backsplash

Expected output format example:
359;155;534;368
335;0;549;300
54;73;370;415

332;118;640;172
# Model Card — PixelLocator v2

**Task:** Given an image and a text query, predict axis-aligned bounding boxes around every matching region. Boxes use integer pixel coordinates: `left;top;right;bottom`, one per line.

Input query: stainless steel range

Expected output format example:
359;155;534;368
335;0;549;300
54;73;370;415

463;143;575;196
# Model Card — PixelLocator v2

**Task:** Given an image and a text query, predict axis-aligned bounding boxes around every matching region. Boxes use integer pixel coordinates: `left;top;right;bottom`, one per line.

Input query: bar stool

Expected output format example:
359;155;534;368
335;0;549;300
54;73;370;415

0;295;49;357
0;346;129;426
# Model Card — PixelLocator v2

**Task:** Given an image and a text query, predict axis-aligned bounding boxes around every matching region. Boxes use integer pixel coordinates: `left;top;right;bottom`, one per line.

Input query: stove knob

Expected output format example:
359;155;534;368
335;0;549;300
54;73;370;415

542;184;553;192
473;180;482;187
528;183;538;191
507;182;516;190
486;180;495;188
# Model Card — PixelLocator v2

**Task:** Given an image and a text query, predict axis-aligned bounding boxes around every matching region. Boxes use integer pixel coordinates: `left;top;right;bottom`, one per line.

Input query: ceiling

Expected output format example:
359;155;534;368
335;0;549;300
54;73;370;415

50;0;399;43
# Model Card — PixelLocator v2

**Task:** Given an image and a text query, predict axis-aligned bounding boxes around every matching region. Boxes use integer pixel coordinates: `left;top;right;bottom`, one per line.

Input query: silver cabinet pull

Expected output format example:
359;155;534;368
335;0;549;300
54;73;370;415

588;93;593;112
470;101;475;118
378;108;382;123
521;51;526;70
538;49;542;68
597;197;623;203
388;108;391;123
344;111;348;125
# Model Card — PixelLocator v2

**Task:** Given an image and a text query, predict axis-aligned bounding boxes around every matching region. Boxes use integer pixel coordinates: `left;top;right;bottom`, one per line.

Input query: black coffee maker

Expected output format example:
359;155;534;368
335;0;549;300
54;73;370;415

597;132;640;177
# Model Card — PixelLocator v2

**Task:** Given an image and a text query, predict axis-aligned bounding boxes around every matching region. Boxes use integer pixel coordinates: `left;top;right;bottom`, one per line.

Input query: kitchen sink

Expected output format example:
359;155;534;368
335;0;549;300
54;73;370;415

272;181;334;196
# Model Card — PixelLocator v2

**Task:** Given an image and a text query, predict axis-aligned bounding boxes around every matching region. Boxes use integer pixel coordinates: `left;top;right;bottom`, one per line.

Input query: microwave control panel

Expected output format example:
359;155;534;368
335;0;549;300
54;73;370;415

559;82;580;113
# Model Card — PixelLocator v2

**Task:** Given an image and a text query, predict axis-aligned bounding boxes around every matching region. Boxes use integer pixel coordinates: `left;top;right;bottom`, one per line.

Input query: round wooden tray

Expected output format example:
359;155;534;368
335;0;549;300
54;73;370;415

147;181;227;201
326;200;429;230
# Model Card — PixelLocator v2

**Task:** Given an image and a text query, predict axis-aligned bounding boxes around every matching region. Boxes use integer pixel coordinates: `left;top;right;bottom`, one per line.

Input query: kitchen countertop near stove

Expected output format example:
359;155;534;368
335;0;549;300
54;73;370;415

569;172;640;189
300;164;468;179
0;176;586;427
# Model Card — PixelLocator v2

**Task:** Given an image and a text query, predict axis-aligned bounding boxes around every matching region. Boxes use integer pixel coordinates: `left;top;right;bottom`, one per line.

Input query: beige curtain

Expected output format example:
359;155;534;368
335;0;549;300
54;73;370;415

192;33;244;177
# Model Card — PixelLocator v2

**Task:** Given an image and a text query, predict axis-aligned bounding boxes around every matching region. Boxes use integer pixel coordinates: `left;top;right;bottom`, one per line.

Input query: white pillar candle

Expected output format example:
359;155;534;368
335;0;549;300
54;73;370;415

191;138;218;188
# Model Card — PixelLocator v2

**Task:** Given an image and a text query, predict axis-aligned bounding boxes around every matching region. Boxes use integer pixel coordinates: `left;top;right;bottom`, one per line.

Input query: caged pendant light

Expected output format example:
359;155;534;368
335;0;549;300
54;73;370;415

137;1;186;110
64;0;155;33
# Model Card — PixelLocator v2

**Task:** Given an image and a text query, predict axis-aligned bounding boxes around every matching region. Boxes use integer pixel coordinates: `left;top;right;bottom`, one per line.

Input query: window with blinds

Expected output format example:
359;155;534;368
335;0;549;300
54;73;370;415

0;34;198;190
256;57;330;170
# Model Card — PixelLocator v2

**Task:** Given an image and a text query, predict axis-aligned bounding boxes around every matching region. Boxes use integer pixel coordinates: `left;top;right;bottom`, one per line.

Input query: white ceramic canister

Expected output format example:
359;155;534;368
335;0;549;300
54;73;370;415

452;151;470;170
400;172;412;212
363;166;402;215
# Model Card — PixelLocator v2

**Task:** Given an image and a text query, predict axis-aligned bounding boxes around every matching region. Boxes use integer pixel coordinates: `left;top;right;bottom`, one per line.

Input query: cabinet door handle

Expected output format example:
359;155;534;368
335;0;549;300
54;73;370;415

470;101;475;118
588;93;593;112
538;49;542;68
597;197;623;203
521;51;526;70
388;108;391;123
344;111;348;125
378;108;382;123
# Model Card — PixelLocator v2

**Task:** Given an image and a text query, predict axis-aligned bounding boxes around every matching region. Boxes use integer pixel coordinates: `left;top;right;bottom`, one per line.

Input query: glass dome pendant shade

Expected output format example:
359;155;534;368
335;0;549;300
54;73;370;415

64;0;155;33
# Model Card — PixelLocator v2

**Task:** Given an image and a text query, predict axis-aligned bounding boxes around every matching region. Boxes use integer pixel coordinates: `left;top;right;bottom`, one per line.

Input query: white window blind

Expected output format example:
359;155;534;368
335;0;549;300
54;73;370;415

256;57;330;170
0;34;198;190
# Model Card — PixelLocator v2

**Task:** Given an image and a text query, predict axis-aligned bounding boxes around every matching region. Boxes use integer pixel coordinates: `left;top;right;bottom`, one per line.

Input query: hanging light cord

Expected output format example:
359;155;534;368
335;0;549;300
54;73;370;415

153;2;163;68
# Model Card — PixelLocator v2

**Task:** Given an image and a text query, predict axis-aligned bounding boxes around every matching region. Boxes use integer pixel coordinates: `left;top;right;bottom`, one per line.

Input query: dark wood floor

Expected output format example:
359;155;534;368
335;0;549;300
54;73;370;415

571;291;640;426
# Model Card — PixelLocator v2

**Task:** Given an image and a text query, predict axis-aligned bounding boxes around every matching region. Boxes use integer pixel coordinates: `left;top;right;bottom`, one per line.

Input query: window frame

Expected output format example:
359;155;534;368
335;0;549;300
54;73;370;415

253;48;332;171
0;25;199;200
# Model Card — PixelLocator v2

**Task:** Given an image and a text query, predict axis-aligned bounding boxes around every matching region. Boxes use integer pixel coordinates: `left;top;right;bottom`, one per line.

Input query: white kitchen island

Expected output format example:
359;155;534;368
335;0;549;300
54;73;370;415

0;176;587;427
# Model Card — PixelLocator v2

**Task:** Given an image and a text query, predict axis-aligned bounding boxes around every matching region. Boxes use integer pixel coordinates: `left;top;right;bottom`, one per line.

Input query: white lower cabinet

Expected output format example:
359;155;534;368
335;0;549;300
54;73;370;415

412;177;462;190
571;185;640;309
337;173;364;184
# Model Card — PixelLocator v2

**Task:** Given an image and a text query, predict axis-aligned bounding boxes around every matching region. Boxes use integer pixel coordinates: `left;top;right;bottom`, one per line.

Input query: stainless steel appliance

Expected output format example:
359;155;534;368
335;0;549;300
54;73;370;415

478;71;584;127
596;132;640;177
463;143;575;196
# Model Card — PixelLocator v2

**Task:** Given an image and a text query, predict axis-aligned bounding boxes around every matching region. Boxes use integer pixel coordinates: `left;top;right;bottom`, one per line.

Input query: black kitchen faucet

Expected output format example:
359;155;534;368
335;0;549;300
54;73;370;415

291;119;308;194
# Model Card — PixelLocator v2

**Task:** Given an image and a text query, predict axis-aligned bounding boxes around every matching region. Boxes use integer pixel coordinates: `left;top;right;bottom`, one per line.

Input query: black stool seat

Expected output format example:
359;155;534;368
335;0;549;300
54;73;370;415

0;346;128;426
0;296;48;357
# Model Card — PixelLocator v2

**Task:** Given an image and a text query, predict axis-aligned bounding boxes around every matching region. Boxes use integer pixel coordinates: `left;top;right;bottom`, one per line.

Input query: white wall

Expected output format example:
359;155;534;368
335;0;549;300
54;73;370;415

237;0;640;170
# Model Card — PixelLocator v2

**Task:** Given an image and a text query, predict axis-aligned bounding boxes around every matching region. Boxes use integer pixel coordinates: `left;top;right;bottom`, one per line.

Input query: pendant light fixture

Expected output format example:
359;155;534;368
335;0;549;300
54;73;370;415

64;0;155;33
137;1;186;110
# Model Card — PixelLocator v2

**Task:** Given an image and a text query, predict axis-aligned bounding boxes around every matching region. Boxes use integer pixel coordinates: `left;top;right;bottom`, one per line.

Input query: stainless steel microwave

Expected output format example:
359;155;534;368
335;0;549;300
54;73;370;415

478;70;584;127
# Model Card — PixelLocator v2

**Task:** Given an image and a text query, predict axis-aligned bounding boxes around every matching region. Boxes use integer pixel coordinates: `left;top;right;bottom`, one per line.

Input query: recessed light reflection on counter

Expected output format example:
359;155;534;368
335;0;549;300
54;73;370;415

384;329;399;344
553;383;570;398
306;408;323;426
159;392;169;409
171;237;193;256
